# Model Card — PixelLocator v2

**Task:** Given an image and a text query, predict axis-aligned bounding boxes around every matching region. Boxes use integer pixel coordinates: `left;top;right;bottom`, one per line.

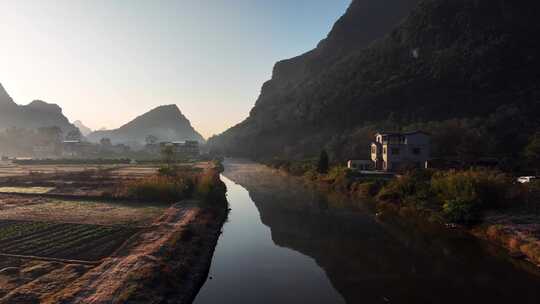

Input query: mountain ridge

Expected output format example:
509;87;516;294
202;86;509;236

0;83;76;132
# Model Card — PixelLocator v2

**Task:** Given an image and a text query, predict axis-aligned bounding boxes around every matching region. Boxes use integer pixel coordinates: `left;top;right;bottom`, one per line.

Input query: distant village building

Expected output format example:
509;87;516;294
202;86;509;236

32;143;58;159
159;140;200;158
62;140;83;157
62;140;99;158
347;160;373;171
371;131;431;171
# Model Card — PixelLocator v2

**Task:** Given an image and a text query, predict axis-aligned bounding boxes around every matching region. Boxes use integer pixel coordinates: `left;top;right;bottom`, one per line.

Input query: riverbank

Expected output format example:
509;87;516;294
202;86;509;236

264;160;540;268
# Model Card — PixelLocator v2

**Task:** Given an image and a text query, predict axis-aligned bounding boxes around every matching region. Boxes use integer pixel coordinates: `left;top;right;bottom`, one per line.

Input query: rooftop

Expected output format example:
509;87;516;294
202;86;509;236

376;130;430;137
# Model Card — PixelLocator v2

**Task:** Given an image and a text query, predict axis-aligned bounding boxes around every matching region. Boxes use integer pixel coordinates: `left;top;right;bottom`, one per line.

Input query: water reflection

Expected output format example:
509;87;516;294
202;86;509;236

195;160;540;304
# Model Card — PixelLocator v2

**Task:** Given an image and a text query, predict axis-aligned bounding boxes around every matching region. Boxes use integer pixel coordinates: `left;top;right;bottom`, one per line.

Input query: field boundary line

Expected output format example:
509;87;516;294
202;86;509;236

0;191;167;205
0;253;101;266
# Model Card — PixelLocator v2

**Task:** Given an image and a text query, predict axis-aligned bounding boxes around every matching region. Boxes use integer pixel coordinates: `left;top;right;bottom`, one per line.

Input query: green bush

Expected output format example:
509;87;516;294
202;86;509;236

353;180;385;198
442;197;481;224
377;170;433;206
158;166;178;177
303;168;319;181
431;169;511;224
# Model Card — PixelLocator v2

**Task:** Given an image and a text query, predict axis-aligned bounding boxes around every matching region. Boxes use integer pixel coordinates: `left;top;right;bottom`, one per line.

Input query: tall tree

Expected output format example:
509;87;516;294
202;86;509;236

161;145;176;169
145;135;158;145
38;126;63;144
317;150;329;174
524;132;540;174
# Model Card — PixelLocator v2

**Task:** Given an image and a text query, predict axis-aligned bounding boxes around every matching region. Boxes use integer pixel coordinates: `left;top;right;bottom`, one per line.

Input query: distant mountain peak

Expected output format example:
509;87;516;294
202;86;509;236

26;100;63;113
145;104;185;117
87;104;204;146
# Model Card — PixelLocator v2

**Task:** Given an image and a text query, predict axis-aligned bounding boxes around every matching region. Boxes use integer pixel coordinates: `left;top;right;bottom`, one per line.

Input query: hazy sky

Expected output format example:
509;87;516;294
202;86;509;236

0;0;350;138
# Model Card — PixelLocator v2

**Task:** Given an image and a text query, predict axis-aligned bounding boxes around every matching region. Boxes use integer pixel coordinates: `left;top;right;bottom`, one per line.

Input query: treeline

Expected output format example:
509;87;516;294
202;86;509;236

317;104;540;174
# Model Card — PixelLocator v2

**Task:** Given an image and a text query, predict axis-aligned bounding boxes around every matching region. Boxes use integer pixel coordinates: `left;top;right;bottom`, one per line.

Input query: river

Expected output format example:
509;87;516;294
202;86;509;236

194;160;540;304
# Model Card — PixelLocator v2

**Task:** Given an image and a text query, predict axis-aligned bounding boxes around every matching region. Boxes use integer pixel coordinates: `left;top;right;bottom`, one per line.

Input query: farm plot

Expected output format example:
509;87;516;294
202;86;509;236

0;187;54;194
0;164;116;178
0;195;165;226
0;220;139;262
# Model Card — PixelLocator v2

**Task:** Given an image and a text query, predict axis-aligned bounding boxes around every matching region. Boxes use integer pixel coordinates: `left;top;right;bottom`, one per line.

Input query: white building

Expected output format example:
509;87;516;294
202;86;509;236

371;131;430;171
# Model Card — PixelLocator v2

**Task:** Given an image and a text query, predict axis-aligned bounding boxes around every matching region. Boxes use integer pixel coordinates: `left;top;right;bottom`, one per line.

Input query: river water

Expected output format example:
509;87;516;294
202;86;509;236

194;160;540;304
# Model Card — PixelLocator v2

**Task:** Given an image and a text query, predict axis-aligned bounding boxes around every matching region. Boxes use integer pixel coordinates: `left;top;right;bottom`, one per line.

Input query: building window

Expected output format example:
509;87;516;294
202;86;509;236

413;147;421;155
391;148;400;155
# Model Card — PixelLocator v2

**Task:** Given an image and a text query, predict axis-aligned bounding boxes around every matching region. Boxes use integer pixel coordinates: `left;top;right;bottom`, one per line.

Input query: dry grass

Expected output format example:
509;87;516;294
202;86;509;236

475;213;540;265
0;187;53;194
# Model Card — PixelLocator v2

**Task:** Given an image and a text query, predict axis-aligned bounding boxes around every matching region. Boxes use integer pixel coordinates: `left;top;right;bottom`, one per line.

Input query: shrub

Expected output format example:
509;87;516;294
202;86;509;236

431;169;512;224
124;173;195;203
158;166;178;177
442;197;481;224
377;170;433;207
353;181;384;198
195;170;220;202
303;168;319;181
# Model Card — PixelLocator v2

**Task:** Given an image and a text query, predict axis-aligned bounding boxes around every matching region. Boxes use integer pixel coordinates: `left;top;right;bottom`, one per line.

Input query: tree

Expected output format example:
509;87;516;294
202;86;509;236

100;138;112;146
38;126;63;144
161;145;176;168
65;129;82;141
524;132;540;174
145;135;158;146
456;131;486;164
317;150;329;174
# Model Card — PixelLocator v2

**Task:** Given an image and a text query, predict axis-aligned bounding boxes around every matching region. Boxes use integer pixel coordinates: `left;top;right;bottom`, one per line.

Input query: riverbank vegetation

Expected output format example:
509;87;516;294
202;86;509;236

121;161;226;206
264;157;540;265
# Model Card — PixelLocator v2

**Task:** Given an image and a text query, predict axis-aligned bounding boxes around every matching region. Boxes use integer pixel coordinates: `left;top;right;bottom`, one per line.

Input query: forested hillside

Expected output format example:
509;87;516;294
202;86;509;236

209;0;540;165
